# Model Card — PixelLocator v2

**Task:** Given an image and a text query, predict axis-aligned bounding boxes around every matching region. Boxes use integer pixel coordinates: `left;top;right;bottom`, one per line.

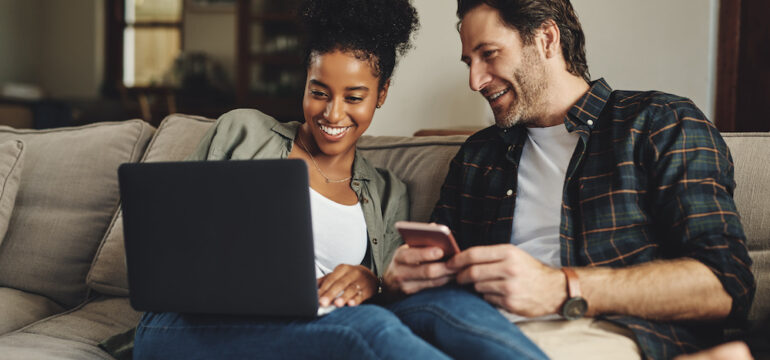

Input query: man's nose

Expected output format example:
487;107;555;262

469;62;492;92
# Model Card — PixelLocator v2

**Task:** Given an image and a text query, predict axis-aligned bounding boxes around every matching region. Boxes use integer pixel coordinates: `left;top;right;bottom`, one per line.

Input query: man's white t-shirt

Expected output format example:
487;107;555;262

500;124;580;323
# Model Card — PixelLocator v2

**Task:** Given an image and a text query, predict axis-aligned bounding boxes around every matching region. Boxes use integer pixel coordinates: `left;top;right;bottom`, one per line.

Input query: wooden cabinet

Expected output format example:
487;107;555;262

236;0;305;122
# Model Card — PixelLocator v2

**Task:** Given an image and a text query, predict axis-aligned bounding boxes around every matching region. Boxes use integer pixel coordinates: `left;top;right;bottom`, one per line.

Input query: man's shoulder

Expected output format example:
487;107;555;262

607;89;708;130
609;90;702;117
446;125;507;161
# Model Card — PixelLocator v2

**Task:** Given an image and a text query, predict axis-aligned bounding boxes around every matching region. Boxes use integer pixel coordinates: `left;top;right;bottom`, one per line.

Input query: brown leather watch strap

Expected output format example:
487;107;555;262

561;267;582;298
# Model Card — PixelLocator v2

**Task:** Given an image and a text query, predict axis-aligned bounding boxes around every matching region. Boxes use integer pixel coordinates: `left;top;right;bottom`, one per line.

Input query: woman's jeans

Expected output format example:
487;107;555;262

135;286;547;359
135;305;448;360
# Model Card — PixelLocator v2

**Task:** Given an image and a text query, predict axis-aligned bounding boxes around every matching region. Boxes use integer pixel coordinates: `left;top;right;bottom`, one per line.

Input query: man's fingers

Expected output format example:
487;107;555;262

400;275;453;294
396;246;444;265
482;293;505;308
448;244;512;269
471;279;509;296
456;263;507;284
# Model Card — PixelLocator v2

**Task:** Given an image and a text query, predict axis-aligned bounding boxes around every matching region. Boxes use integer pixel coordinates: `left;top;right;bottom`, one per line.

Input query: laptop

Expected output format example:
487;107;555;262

119;159;319;317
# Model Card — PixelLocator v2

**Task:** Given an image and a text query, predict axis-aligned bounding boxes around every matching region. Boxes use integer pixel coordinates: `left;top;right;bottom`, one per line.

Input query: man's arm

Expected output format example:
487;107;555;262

449;244;732;320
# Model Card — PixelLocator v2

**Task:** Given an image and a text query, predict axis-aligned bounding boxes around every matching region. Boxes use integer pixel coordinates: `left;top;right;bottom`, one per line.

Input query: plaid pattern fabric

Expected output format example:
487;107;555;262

430;79;755;359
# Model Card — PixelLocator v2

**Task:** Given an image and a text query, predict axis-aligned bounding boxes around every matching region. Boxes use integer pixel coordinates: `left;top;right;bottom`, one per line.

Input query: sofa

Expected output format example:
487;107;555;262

0;113;766;359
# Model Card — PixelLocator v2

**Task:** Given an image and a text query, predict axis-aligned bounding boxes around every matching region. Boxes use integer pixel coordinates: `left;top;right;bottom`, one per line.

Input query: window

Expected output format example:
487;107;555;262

120;0;183;87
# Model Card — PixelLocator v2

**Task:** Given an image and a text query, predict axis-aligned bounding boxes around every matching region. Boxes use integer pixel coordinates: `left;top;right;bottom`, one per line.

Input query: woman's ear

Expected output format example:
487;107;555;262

377;79;391;108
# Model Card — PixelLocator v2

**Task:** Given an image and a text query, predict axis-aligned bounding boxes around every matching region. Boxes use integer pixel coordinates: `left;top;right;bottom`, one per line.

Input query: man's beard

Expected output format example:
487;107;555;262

494;46;548;128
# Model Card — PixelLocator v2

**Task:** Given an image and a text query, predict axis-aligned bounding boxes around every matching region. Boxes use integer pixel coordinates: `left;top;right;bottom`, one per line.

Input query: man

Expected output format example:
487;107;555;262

383;0;755;358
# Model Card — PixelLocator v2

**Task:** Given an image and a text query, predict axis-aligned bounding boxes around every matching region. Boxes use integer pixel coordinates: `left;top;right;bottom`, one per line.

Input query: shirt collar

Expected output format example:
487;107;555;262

271;120;301;139
497;78;613;144
564;78;612;132
276;121;373;182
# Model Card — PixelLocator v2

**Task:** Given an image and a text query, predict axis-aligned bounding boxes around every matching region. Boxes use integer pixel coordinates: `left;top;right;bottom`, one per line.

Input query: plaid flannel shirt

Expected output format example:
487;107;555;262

431;79;755;359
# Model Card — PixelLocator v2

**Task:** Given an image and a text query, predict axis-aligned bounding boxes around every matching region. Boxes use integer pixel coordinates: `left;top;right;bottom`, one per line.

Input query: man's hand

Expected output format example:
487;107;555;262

448;244;566;317
382;244;457;294
317;264;378;307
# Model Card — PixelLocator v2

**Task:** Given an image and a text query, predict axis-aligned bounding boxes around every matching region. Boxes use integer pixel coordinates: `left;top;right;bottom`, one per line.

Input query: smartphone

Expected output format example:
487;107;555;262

395;221;461;259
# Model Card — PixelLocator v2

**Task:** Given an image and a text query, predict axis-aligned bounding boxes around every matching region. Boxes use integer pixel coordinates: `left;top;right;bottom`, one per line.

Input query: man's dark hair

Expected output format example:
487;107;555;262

300;0;419;90
457;0;590;82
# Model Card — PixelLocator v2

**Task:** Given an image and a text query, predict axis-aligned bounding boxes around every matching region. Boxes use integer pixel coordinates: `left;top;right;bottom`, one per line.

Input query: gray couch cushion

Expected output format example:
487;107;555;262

87;114;215;296
0;139;24;246
358;135;468;223
722;133;770;327
0;296;140;359
0;121;155;308
0;287;63;336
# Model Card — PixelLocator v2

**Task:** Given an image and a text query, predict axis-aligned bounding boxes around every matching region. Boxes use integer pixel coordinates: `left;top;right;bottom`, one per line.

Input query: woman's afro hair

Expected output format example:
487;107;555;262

300;0;419;89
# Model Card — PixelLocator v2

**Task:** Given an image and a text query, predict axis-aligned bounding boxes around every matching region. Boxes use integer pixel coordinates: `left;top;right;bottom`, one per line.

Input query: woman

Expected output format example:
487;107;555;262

131;0;449;359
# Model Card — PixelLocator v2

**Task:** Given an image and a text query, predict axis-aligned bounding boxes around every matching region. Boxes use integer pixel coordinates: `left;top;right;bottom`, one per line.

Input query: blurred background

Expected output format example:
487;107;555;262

0;0;767;135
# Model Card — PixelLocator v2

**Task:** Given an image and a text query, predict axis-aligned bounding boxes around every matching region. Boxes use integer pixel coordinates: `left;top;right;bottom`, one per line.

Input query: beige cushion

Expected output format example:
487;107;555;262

0;287;64;336
358;135;468;222
0;121;155;308
0;139;24;246
87;114;215;296
722;132;770;327
0;296;140;359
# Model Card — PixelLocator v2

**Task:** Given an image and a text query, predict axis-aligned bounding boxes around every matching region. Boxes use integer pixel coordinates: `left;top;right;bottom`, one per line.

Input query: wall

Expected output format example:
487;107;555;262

368;0;491;136
368;0;719;136
183;10;237;86
38;0;104;98
0;0;43;85
0;0;104;99
574;0;719;122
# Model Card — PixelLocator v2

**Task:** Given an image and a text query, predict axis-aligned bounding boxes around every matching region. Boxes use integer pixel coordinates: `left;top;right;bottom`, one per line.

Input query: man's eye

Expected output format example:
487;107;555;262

482;50;497;58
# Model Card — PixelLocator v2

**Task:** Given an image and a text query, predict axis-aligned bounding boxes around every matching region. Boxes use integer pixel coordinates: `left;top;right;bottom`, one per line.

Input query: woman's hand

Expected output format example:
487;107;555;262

318;264;378;307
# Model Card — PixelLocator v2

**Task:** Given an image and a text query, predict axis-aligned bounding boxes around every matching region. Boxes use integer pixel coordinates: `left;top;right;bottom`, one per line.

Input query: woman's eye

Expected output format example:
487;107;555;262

311;90;328;98
346;96;363;102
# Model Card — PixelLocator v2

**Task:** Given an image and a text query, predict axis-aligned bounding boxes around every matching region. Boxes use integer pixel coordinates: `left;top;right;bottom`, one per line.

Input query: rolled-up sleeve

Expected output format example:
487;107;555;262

648;98;755;326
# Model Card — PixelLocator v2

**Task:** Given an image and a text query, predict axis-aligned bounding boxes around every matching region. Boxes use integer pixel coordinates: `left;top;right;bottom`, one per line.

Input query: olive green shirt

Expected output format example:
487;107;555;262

187;108;409;277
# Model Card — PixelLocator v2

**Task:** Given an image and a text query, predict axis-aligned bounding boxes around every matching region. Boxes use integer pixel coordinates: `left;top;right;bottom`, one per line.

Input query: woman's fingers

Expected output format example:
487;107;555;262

317;265;376;307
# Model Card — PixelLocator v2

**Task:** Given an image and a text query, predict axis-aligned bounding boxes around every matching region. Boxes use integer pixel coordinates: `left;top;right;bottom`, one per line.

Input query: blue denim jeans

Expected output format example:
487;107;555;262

387;285;549;360
134;305;450;359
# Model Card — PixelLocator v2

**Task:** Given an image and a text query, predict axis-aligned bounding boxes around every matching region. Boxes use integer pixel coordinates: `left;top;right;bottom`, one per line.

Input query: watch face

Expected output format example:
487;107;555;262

563;297;588;320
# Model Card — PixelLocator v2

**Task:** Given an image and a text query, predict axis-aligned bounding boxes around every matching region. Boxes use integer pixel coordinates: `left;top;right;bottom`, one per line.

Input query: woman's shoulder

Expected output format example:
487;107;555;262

215;108;284;133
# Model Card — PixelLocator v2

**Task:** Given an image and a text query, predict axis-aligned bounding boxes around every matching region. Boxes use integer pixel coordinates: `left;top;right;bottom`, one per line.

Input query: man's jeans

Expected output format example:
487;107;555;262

388;285;548;360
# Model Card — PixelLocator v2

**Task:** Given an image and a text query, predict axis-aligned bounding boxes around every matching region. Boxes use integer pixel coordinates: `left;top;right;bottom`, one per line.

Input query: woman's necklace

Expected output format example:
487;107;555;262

295;136;352;184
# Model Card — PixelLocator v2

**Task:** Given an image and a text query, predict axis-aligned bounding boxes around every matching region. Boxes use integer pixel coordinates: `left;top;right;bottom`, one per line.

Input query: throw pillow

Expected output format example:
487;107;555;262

0;139;24;247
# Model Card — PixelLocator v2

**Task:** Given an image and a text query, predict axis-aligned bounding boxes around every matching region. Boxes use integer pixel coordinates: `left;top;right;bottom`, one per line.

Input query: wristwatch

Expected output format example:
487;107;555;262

560;267;588;320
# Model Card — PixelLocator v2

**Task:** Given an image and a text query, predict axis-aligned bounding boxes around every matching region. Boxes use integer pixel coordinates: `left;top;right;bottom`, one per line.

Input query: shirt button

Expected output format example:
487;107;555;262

372;238;378;245
352;181;360;187
587;120;594;126
506;189;513;196
363;197;369;204
507;145;513;152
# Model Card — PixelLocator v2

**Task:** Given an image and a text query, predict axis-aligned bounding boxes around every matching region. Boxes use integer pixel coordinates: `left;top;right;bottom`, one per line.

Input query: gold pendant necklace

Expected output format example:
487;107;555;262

295;136;352;184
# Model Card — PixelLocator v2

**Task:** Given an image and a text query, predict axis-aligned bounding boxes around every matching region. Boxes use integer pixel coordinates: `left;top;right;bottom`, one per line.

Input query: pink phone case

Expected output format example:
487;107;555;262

395;221;461;258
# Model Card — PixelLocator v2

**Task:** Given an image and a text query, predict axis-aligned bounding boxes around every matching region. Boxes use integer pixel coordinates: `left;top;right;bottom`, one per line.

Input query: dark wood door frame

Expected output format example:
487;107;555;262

715;0;770;132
